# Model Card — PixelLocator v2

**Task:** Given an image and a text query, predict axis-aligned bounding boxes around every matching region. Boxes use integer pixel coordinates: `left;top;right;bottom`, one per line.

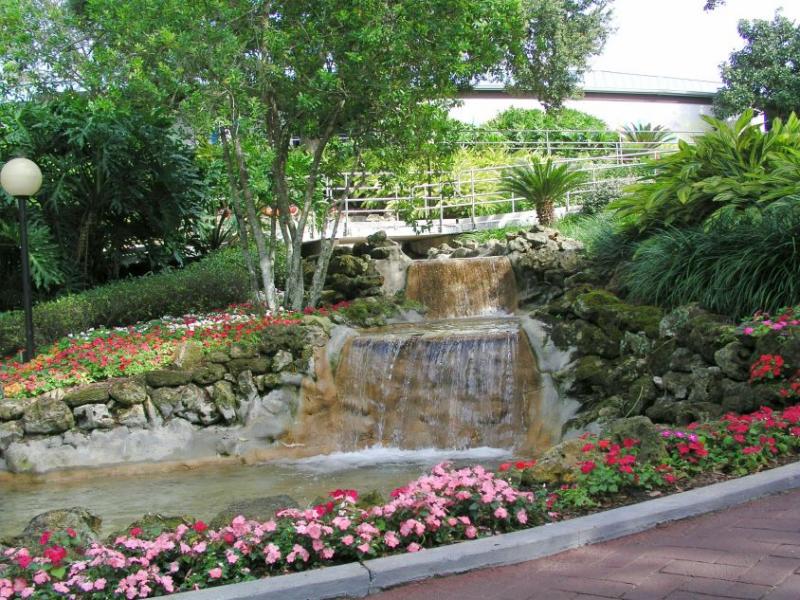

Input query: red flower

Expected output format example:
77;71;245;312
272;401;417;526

597;440;611;450
223;532;235;545
580;461;596;474
44;545;67;566
622;438;638;448
129;527;143;538
66;527;77;538
664;474;677;484
498;463;511;472
581;443;595;453
329;489;359;502
193;520;208;533
742;446;762;455
39;531;51;546
16;554;32;569
514;461;527;470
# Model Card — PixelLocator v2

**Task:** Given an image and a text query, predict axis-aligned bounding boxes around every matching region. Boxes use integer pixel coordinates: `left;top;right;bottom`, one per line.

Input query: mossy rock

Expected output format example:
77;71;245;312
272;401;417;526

571;355;615;392
22;397;74;434
572;289;622;321
117;513;191;539
686;317;736;364
327;254;369;278
524;438;591;484
0;398;32;421
210;495;298;529
301;315;333;336
192;363;227;386
598;304;663;340
622;375;658;414
646;399;723;425
550;319;620;359
260;325;311;357
145;370;193;388
605;416;666;463
647;338;678;377
713;341;751;382
719;379;785;414
207;351;231;364
109;379;147;407
226;357;271;377
63;384;110;407
230;343;259;359
171;340;205;369
14;507;101;547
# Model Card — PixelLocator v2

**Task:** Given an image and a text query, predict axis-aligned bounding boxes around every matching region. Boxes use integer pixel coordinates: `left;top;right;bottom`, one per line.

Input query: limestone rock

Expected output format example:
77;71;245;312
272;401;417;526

15;507;101;546
150;387;182;419
176;384;218;425
74;404;115;430
63;384;110;407
646;399;723;425
605;416;666;463
230;343;259;359
714;341;752;382
117;404;148;428
0;398;32;421
211;381;238;423
192;363;227;386
227;357;271;377
210;495;298;529
145;369;193;388
271;350;294;372
22;397;74;434
109;379;147;407
525;438;588;484
172;340;205;369
0;420;23;450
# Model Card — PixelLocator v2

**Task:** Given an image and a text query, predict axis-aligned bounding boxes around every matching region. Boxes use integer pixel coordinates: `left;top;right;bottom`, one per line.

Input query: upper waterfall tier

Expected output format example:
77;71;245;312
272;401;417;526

405;256;518;319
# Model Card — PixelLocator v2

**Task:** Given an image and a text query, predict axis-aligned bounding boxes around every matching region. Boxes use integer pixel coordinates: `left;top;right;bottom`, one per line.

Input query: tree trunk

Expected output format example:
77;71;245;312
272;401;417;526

308;207;343;308
227;128;277;310
537;199;555;227
221;129;260;304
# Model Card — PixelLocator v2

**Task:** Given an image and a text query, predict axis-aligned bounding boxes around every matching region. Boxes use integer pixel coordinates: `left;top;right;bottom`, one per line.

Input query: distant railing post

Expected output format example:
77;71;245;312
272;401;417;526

470;168;476;228
343;173;350;237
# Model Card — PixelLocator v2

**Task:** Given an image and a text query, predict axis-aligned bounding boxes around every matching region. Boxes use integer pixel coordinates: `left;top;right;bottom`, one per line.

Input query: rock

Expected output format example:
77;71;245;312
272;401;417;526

230;343;258;359
569;355;614;393
211;381;238;423
0;398;32;421
0;420;23;450
719;379;764;414
63;384;110;407
301;315;333;337
623;375;658;414
22;397;74;434
271;350;294;372
254;373;283;392
659;303;708;339
172;340;205;369
683;313;735;363
620;331;653;358
523;231;550;248
366;230;389;246
662;371;694;399
117;404;148;428
605;416;666;463
573;290;662;339
688;367;723;404
227;357;271;377
176;384;218;425
15;507;102;546
150;387;182;419
210;495;299;529
74;404;115;430
121;513;191;538
714;341;753;382
192;363;227;386
646;399;723;425
647;339;678;377
667;347;706;373
109;379;147;406
207;351;230;364
525;438;589;484
145;370;193;388
550;320;620;359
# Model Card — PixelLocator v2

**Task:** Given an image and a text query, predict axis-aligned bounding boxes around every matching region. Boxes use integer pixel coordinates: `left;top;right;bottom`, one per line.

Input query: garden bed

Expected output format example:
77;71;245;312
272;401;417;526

2;402;800;598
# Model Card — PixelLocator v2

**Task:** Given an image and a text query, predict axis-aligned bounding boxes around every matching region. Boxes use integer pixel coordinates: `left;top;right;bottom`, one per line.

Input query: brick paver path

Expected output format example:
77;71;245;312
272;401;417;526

372;489;800;600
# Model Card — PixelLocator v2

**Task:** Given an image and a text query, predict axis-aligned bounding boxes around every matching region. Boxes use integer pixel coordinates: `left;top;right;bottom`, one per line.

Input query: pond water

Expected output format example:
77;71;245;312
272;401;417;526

0;447;508;538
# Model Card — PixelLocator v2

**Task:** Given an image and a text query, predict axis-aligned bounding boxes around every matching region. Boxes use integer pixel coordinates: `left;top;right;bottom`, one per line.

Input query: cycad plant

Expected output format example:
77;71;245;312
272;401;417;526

500;159;587;226
620;122;674;160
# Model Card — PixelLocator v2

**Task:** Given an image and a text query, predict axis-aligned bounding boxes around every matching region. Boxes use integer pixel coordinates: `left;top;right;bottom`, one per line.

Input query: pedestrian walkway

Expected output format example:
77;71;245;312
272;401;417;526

372;489;800;600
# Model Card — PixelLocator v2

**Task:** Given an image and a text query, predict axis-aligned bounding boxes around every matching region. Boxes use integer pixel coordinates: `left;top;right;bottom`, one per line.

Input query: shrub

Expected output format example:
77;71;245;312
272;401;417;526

555;213;637;276
623;207;800;318
610;111;800;233
0;248;267;358
500;159;587;226
578;180;626;215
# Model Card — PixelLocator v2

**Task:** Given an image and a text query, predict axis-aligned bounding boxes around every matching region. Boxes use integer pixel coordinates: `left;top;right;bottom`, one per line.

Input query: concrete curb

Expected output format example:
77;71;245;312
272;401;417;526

172;460;800;599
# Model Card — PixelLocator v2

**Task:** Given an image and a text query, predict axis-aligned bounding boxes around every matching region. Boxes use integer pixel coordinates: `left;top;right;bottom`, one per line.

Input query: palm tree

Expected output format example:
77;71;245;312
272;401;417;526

500;159;587;226
620;123;675;160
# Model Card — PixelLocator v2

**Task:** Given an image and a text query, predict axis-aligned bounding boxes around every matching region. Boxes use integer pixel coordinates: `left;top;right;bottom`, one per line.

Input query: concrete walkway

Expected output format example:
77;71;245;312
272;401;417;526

372;489;800;600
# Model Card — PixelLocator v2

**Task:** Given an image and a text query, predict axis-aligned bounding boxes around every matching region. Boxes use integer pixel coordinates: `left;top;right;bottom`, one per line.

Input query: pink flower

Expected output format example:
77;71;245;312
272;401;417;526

32;571;49;585
321;547;335;560
306;523;323;540
94;579;107;591
341;535;354;546
208;568;222;579
516;509;528;524
465;526;478;539
384;531;400;548
494;507;508;519
407;543;421;553
357;543;371;554
264;543;281;565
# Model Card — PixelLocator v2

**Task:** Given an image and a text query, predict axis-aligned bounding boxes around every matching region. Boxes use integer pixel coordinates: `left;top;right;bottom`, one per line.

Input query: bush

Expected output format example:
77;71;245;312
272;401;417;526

556;213;637;275
578;181;626;215
624;207;800;318
0;247;263;357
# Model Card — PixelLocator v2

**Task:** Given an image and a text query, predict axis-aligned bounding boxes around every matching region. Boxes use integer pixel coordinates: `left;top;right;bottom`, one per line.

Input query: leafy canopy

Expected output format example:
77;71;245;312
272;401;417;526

715;13;800;124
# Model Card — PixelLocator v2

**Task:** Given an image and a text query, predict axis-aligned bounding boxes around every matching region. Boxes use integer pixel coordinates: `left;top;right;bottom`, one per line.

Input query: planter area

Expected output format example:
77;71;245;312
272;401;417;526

1;402;800;598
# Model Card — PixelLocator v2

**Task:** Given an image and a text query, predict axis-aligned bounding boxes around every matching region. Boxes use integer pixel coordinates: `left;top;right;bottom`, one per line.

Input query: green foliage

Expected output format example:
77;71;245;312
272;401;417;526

620;122;675;160
715;12;800;123
455;225;527;244
610;111;800;233
555;213;637;275
623;207;800;319
0;93;208;305
0;247;266;357
505;0;613;109
577;181;626;215
501;159;587;225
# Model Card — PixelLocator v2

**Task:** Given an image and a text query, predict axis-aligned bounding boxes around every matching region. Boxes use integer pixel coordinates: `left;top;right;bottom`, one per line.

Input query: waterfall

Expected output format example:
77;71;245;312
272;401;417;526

332;319;549;452
405;257;517;319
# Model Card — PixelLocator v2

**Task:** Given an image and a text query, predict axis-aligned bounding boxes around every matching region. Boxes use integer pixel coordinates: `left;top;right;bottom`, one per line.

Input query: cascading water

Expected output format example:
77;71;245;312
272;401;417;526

331;256;560;455
404;256;518;319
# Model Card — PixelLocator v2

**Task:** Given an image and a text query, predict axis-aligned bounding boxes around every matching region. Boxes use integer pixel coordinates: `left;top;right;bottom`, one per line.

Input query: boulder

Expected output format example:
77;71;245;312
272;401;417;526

63;384;110;408
145;369;193;388
207;351;231;364
150;387;182;419
15;507;102;546
569;355;615;394
271;350;294;373
109;379;147;407
550;320;620;359
230;343;259;359
210;495;299;529
668;348;706;373
172;340;205;369
0;420;23;451
0;398;31;421
662;371;694;400
74;404;115;430
713;341;752;381
646;399;723;425
192;363;227;386
211;381;238;423
227;357;271;377
605;416;666;463
524;438;589;484
22;397;74;434
117;404;148;428
176;384;218;425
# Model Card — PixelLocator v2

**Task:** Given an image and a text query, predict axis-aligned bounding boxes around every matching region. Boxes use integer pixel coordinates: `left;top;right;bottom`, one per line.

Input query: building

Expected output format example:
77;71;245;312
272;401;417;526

451;70;722;134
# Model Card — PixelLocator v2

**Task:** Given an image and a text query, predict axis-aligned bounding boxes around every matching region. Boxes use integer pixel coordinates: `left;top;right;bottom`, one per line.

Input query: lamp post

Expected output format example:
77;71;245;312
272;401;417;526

1;158;43;362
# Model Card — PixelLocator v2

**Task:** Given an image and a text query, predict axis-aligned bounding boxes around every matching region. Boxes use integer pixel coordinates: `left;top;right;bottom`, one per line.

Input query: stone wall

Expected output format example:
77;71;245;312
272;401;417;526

0;319;333;474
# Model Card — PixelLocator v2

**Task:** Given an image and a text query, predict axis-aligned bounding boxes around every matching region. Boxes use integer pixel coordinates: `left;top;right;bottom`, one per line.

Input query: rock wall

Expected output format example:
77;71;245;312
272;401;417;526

0;319;334;474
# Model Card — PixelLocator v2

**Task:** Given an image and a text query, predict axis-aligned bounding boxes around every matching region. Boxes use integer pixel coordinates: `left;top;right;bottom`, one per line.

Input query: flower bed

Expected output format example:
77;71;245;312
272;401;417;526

2;402;800;599
0;303;349;400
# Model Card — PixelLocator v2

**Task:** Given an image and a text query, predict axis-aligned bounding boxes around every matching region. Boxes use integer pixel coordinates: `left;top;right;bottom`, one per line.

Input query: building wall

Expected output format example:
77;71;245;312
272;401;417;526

450;92;715;135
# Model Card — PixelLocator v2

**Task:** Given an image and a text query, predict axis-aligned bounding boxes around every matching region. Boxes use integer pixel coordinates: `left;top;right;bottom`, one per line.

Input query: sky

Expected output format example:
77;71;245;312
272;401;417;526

591;0;800;82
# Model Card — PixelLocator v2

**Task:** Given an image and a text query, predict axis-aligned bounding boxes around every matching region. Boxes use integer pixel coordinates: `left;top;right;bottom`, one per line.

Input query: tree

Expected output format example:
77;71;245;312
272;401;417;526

715;13;800;125
704;0;725;9
506;0;613;110
500;159;587;225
